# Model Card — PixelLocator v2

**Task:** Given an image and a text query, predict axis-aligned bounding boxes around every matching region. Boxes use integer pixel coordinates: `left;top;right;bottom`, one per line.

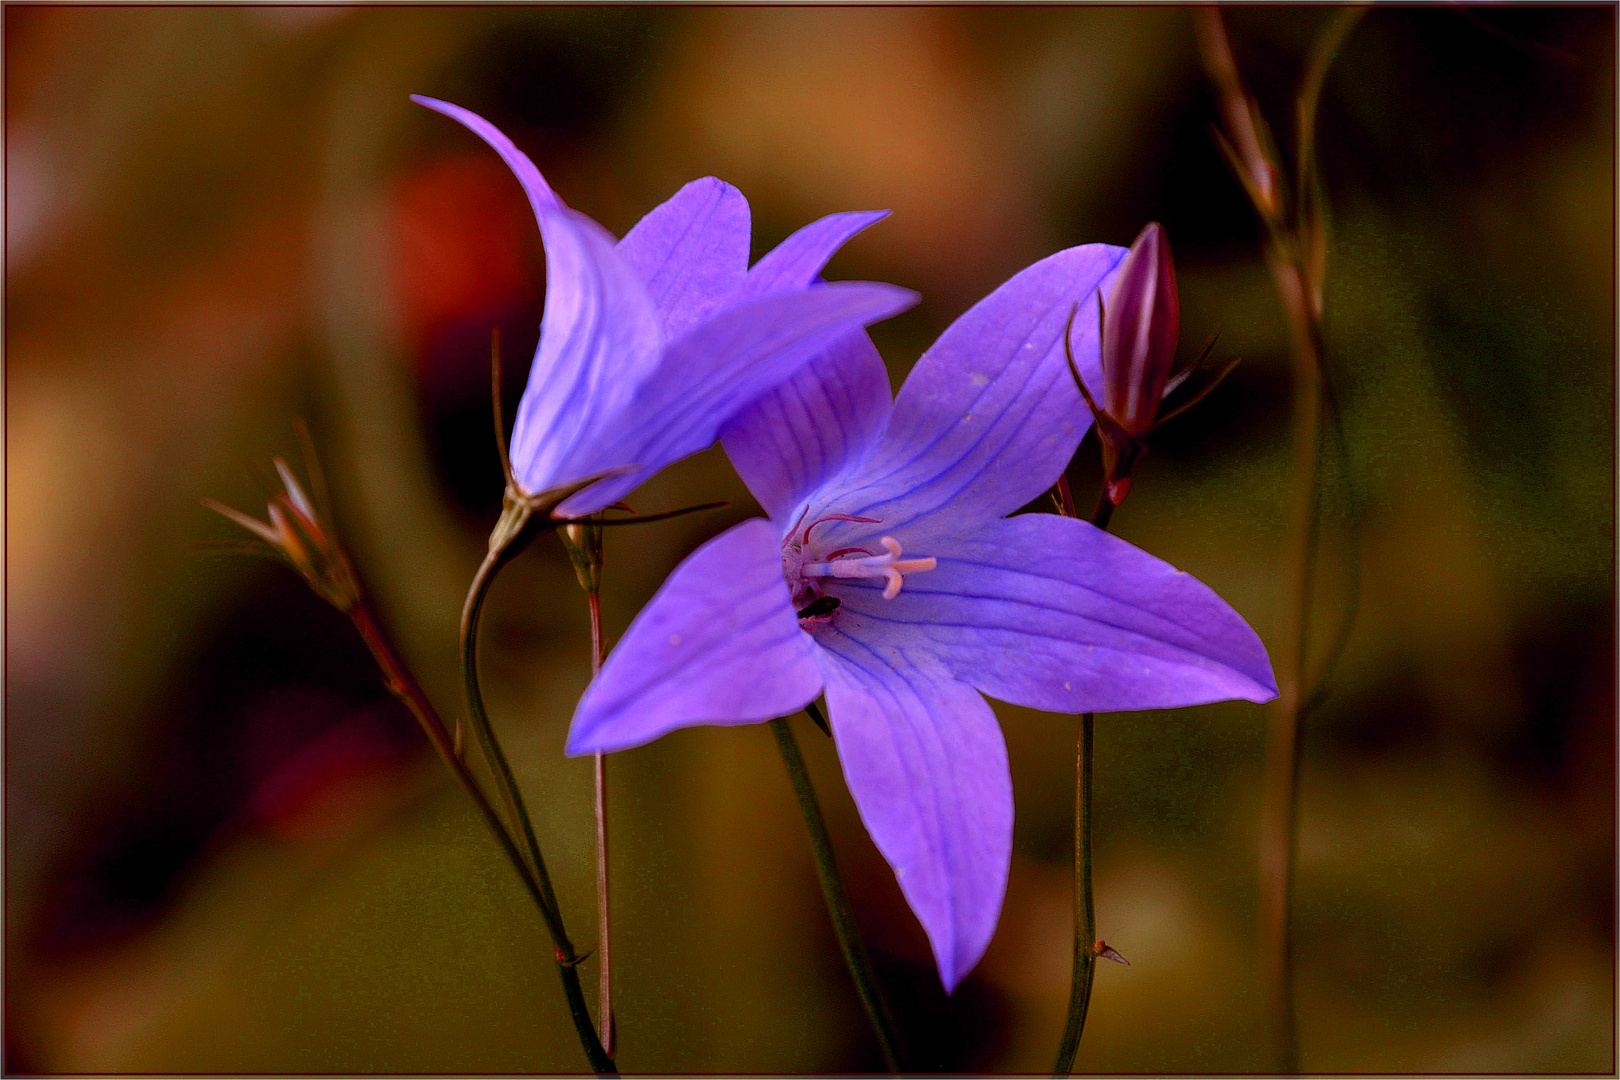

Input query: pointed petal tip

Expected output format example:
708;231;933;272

409;94;561;213
564;519;823;754
937;957;969;996
843;207;892;226
819;208;893;247
410;94;470;124
662;175;750;222
851;280;920;317
565;701;655;757
1247;670;1281;704
932;929;995;994
819;651;1008;1002
794;278;920;323
1212;652;1278;706
1228;629;1280;704
686;175;744;197
562;724;603;758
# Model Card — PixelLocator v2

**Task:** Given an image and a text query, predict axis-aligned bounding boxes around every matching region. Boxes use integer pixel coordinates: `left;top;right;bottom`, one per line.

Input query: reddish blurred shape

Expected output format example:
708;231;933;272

391;153;539;353
246;708;415;842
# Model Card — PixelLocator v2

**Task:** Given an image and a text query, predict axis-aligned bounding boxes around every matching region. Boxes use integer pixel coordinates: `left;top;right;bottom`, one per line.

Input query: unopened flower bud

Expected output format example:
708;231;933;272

1102;222;1179;439
561;518;605;593
205;456;361;613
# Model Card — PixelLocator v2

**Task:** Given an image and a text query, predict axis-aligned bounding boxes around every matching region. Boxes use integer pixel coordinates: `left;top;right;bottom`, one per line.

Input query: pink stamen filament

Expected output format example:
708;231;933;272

803;513;881;546
786;504;812;542
823;546;877;561
802;536;938;600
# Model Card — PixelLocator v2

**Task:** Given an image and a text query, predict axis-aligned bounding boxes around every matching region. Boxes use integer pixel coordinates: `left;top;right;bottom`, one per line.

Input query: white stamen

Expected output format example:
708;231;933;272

802;535;937;600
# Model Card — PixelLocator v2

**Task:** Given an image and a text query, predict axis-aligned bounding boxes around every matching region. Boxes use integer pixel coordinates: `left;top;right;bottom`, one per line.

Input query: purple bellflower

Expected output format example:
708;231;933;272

565;243;1278;991
412;96;918;519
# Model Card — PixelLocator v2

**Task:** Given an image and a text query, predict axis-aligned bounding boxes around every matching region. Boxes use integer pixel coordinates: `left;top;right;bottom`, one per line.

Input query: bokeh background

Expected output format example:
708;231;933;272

6;5;1614;1073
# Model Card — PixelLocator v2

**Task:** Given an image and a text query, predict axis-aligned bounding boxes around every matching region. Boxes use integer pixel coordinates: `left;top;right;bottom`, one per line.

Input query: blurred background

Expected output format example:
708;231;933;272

5;5;1613;1073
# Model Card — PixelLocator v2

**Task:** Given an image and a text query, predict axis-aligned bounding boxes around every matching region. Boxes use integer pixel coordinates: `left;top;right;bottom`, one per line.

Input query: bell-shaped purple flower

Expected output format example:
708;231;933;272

565;243;1277;992
412;97;918;519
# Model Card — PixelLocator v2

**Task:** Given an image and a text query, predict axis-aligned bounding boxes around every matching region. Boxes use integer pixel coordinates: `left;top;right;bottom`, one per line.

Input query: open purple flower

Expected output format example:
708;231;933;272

413;96;917;518
565;243;1278;990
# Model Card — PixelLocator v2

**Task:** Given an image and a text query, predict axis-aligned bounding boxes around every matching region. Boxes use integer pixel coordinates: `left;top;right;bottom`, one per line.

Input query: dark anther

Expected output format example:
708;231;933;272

797;595;841;620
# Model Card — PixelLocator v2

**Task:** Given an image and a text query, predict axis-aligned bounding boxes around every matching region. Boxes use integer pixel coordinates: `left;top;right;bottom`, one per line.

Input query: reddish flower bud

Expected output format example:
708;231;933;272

1101;222;1179;438
205;456;361;613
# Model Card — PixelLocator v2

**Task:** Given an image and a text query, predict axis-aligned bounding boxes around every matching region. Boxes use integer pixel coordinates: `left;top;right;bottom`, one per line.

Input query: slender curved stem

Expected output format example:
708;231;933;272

349;602;546;912
1193;9;1364;1071
1052;494;1113;1075
771;709;904;1073
1052;711;1096;1076
461;540;616;1075
462;544;565;925
1256;254;1320;1075
588;588;616;1058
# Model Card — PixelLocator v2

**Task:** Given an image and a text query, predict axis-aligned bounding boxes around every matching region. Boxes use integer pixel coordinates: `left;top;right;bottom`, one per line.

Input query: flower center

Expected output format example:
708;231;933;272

802;536;937;600
783;511;937;628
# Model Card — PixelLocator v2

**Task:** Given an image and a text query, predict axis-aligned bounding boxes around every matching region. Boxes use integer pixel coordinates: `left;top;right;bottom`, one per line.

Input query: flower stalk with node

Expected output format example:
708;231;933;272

1052;218;1239;1075
1193;7;1366;1073
206;445;616;1074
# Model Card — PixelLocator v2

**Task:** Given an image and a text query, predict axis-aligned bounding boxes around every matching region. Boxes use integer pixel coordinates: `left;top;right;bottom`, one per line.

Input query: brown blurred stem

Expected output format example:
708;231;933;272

1192;8;1363;1073
349;589;612;1074
348;601;538;904
771;707;904;1072
588;588;616;1058
461;535;617;1074
1051;496;1113;1076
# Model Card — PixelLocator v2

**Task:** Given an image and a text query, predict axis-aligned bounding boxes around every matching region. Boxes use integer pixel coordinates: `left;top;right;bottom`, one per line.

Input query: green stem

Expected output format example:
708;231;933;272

587;587;616;1059
1052;711;1095;1076
349;601;552;917
462;544;567;933
1053;492;1112;1075
771;709;905;1073
461;537;616;1075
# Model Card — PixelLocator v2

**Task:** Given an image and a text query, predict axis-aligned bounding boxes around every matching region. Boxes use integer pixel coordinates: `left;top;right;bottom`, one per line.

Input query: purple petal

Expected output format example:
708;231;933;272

832;513;1277;713
616;177;752;340
413;96;663;496
739;210;892;301
815;635;1011;992
821;244;1126;533
555;281;917;516
566;519;823;755
719;329;893;523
